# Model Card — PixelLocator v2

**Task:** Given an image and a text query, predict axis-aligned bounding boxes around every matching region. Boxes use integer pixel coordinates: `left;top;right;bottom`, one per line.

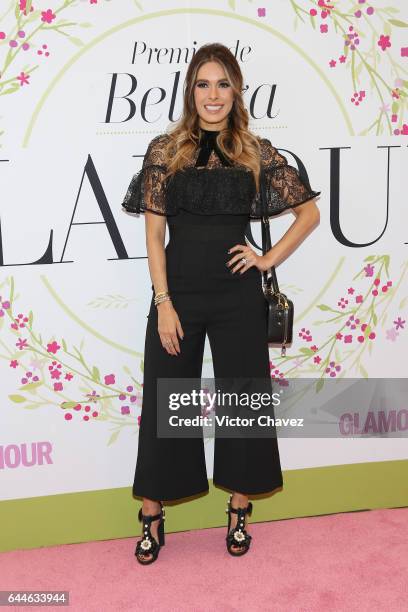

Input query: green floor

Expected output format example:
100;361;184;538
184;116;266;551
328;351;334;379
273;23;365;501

1;459;407;553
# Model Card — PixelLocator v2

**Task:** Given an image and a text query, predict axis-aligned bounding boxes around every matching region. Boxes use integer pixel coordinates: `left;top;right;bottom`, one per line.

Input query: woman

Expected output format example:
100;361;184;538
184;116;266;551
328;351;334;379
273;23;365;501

122;43;321;564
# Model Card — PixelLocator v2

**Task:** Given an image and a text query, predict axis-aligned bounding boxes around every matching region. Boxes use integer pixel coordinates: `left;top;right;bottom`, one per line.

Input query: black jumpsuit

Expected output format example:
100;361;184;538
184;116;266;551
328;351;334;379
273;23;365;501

122;129;321;501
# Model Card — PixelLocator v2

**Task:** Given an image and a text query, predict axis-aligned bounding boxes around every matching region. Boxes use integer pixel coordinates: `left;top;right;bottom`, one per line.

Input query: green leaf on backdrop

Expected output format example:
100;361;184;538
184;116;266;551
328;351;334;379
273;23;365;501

9;394;26;403
108;430;120;446
359;364;369;379
388;19;408;27
316;379;324;393
92;366;100;382
60;401;79;409
68;37;84;47
19;381;43;392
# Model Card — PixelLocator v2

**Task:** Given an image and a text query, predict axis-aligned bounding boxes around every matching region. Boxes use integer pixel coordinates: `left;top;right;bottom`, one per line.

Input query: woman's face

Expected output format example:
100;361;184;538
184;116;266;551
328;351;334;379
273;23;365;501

193;60;234;131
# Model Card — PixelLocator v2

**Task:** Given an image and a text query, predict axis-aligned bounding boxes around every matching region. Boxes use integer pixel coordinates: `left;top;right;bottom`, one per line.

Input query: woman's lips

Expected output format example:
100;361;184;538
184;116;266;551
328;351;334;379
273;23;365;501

204;105;224;113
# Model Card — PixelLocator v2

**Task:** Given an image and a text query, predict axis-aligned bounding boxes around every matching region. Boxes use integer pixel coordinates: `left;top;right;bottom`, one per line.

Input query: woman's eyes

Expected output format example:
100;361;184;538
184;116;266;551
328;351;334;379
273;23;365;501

196;81;230;88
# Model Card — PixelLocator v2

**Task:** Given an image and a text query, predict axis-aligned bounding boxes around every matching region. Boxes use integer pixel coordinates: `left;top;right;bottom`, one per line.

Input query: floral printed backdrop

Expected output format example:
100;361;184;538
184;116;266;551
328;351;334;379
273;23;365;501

0;0;407;501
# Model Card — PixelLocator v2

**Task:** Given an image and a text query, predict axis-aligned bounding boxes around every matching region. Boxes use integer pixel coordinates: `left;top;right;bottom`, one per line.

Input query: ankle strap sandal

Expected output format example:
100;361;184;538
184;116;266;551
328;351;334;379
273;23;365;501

225;494;253;556
135;501;166;565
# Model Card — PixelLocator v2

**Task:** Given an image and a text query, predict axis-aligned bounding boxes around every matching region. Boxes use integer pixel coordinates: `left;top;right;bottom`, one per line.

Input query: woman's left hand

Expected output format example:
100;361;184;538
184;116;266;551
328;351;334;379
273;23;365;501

226;244;270;274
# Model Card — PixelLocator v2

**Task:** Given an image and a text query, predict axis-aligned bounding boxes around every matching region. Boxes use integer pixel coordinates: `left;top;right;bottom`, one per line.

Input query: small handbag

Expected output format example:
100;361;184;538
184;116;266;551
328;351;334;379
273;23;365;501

260;167;294;356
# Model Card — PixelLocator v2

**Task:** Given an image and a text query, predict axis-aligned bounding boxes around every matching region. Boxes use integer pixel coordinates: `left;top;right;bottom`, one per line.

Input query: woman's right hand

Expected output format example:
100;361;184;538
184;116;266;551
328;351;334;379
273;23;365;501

157;301;184;355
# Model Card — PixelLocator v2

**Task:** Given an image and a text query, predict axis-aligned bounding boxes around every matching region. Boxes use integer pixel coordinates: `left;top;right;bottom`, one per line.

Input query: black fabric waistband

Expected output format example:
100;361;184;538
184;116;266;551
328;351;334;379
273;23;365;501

167;223;247;242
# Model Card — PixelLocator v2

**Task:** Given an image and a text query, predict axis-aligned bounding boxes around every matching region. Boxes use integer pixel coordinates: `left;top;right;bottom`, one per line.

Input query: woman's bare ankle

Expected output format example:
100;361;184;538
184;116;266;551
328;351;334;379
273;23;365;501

142;498;161;513
231;492;249;507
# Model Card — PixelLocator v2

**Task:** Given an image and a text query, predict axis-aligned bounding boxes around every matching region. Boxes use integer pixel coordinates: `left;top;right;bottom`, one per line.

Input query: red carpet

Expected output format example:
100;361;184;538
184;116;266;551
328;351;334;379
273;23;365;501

1;508;407;611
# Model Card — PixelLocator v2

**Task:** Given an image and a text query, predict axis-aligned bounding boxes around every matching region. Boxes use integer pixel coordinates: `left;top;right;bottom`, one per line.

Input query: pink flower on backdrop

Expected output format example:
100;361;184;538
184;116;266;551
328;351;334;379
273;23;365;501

378;35;391;52
17;72;30;86
320;24;328;34
37;44;50;58
338;297;348;309
10;360;19;368
299;327;313;342
325;361;341;377
19;0;34;14
364;263;374;277
41;9;56;24
54;382;63;391
0;296;11;315
318;1;334;8
47;341;60;354
50;369;61;380
394;317;405;330
356;295;364;303
65;373;74;381
16;338;28;350
104;374;115;385
313;356;322;364
401;48;408;57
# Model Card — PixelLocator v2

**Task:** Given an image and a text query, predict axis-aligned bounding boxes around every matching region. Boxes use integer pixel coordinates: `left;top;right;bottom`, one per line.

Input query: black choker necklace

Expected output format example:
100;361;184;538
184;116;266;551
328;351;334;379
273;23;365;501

196;128;231;167
201;128;219;136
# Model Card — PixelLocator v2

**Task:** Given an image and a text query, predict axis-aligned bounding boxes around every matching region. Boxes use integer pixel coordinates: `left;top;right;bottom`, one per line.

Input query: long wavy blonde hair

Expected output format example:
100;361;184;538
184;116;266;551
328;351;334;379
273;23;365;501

164;43;262;190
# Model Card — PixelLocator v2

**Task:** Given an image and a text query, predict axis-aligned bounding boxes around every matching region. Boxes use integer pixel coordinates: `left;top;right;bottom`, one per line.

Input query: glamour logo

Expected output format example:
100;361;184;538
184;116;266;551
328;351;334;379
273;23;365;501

0;441;53;470
339;410;408;435
0;146;403;267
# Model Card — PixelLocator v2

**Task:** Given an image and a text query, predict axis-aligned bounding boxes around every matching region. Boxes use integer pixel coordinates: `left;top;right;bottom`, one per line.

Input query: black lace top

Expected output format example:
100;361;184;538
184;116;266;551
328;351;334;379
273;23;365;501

121;129;321;219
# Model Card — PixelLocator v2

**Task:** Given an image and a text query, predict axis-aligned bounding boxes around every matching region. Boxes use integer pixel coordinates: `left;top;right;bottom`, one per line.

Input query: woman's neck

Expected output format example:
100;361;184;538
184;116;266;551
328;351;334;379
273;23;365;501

198;120;228;132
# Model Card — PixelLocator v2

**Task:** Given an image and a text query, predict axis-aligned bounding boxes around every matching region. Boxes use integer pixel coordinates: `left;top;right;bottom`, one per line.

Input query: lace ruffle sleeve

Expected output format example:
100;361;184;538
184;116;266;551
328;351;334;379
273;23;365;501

121;133;176;216
250;138;321;218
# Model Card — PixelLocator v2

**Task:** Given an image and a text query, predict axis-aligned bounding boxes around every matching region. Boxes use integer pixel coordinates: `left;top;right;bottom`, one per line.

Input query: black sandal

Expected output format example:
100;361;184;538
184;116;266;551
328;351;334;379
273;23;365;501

135;501;165;565
225;493;253;556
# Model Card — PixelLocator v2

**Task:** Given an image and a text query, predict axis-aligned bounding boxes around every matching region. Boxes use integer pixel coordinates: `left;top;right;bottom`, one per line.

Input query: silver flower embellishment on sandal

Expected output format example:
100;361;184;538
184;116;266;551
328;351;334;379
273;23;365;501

140;538;152;550
233;530;246;542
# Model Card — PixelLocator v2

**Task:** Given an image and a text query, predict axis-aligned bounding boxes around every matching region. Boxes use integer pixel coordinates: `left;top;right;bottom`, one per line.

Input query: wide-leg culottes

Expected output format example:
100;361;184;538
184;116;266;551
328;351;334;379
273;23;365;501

133;216;284;501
